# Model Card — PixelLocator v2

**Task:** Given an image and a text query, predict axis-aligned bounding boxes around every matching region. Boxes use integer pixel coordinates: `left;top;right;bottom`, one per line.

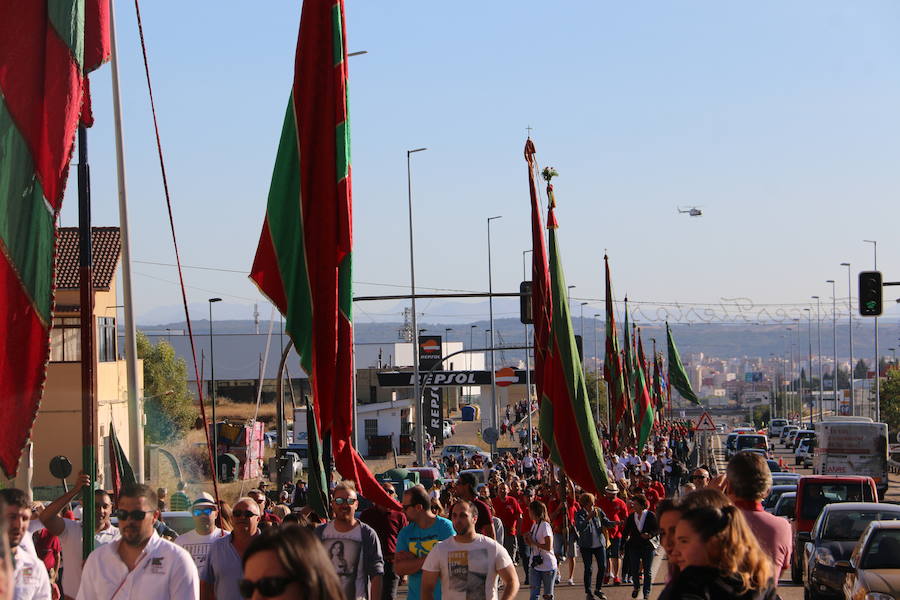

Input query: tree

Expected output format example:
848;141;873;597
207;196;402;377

584;370;609;426
854;358;869;381
880;369;900;434
137;332;195;444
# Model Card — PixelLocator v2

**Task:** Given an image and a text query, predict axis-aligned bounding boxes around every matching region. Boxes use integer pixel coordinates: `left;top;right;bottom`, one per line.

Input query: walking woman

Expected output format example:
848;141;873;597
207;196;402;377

574;493;617;600
524;500;558;600
622;494;658;600
668;499;776;600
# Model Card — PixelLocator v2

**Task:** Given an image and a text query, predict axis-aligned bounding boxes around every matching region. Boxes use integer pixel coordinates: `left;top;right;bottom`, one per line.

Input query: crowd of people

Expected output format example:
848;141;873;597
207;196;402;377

0;416;793;600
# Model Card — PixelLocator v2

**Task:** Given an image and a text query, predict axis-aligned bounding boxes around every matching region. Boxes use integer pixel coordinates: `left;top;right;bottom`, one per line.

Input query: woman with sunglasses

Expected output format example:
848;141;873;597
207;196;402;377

241;525;343;599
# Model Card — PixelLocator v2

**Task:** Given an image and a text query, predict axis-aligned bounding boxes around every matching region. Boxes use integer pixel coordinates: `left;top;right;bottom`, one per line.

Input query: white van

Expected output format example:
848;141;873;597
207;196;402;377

769;418;789;438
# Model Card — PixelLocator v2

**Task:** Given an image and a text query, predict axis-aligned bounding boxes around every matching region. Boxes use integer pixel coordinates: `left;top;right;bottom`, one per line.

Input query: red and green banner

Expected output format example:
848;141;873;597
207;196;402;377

537;169;607;494
652;348;665;426
250;0;399;510
0;0;108;477
524;140;555;458
635;332;654;449
603;256;631;451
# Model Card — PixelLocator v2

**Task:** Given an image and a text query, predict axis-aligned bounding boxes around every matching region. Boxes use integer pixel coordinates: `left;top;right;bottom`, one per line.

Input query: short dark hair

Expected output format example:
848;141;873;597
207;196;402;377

656;498;680;519
0;489;28;509
726;451;771;501
458;472;477;488
630;494;648;509
119;483;158;508
404;485;430;510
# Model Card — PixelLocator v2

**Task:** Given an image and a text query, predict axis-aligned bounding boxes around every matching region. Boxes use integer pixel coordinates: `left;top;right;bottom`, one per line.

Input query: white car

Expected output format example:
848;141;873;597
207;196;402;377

769;418;789;437
795;437;816;467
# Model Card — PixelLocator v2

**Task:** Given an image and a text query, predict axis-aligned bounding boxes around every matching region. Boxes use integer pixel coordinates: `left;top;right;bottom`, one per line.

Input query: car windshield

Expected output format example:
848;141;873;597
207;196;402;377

861;530;900;569
801;484;872;520
775;496;795;517
822;511;900;541
737;436;766;450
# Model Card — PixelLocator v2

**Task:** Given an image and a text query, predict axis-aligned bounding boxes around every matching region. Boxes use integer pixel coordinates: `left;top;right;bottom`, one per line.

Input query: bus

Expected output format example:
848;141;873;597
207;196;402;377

813;417;889;499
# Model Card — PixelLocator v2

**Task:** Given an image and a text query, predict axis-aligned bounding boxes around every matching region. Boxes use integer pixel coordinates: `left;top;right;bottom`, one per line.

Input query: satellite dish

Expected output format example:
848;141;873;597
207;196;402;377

49;455;73;480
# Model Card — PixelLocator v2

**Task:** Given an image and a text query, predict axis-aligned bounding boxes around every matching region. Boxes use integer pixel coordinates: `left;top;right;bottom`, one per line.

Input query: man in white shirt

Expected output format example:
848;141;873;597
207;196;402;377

40;472;120;599
175;494;222;574
421;499;518;600
77;483;198;600
1;488;51;600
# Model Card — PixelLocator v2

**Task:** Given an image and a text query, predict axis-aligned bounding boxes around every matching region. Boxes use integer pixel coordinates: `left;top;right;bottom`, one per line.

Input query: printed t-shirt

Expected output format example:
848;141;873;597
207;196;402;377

422;534;512;600
396;516;455;600
319;521;368;600
174;527;222;573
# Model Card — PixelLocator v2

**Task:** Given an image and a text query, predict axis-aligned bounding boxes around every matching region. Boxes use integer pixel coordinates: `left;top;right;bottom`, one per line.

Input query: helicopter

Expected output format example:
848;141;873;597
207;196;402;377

677;206;703;217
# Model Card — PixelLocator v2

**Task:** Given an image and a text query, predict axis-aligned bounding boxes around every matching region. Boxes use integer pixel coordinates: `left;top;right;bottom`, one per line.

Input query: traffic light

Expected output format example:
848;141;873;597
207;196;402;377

858;271;883;316
519;281;533;324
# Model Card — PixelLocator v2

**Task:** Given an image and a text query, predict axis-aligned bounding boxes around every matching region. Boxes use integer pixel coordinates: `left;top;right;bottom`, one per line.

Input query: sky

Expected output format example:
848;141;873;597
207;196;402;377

60;1;900;327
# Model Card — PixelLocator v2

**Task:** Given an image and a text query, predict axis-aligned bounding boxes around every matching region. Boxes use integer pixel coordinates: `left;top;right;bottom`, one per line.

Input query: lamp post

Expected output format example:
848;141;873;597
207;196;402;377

208;297;222;474
812;296;823;422
407;147;427;464
841;262;854;415
487;215;502;456
594;313;602;425
827;279;838;410
804;308;813;427
567;285;576;316
580;302;588;360
864;240;879;421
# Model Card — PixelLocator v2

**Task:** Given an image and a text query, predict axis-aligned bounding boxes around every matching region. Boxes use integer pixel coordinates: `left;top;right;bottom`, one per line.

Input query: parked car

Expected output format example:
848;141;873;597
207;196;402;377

801;502;900;600
442;421;453;440
837;520;900;600
774;492;796;519
781;425;800;445
769;418;789;438
440;444;490;461
791;475;879;583
792;429;816;451
725;433;739;459
765;484;798;513
785;428;802;448
407;466;442;490
443;419;456;437
767;459;783;473
796;437;816;467
735;434;769;454
771;472;802;487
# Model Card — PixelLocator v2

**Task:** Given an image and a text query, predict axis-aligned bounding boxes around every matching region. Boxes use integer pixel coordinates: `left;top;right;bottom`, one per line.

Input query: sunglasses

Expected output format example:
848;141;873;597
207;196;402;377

192;507;214;516
238;577;292;598
333;497;357;505
114;509;149;522
232;509;260;518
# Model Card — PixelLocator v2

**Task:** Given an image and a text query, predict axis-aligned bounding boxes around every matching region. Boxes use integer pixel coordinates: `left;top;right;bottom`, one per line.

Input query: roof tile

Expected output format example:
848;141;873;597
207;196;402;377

55;227;121;289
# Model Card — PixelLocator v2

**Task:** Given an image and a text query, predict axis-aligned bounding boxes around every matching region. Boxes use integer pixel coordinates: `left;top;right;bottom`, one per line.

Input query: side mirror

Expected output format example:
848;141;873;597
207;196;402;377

797;532;811;543
834;560;854;573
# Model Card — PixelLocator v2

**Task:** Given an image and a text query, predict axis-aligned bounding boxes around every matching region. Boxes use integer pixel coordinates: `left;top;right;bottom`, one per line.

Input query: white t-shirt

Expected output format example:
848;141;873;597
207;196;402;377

59;519;120;596
76;532;199;600
529;522;557;572
422;534;512;600
174;528;222;573
13;546;51;600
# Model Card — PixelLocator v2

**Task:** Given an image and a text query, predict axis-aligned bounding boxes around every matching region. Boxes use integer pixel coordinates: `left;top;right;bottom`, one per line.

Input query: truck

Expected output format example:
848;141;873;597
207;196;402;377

813;417;888;499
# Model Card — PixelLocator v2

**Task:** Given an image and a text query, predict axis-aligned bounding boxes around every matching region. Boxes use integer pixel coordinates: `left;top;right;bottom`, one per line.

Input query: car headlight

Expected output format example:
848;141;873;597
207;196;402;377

864;594;894;600
814;548;836;567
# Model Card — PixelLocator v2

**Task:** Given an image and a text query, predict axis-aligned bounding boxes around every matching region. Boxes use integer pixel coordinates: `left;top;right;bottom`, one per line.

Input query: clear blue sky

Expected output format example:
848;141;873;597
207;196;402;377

61;1;900;326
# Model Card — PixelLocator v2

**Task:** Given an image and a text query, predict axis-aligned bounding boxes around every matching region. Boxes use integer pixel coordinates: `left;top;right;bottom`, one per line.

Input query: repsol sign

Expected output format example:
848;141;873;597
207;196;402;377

377;370;533;387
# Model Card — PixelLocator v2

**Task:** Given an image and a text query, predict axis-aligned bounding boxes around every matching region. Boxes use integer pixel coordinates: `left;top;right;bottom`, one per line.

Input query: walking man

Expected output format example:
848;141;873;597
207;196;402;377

175;494;223;574
203;497;262;600
360;482;407;600
1;489;51;600
395;485;455;600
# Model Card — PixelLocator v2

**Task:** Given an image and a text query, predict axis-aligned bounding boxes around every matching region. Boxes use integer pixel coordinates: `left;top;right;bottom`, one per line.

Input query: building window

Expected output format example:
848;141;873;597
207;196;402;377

98;317;116;362
364;419;378;438
50;317;81;362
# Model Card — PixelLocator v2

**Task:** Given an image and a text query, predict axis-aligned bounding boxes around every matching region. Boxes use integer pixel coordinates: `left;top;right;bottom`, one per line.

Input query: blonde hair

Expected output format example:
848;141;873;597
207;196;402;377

680;499;771;592
333;480;357;495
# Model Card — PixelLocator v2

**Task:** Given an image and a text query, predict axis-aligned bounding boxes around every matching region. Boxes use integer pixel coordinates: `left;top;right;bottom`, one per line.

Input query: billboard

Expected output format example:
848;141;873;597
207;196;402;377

419;335;443;444
744;372;763;383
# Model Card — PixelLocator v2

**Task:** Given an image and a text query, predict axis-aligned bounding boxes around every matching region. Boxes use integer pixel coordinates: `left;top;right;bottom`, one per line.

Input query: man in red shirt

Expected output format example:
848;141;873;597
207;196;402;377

596;483;627;585
491;482;523;572
638;476;661;512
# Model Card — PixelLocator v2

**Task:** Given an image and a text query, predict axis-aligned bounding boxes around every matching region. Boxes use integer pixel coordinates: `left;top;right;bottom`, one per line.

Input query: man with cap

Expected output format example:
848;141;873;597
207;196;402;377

175;493;223;573
596;483;627;585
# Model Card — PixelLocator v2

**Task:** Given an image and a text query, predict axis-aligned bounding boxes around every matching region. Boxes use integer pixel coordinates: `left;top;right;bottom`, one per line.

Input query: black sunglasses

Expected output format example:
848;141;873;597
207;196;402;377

114;509;149;521
232;509;260;518
238;577;292;598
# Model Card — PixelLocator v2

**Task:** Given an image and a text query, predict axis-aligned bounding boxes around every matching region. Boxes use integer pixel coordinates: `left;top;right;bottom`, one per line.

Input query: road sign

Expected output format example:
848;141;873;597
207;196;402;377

694;411;717;432
482;427;499;444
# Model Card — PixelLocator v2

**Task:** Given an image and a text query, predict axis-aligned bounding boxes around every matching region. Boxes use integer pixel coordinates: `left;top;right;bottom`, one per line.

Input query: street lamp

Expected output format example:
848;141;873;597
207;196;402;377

407;146;427;464
827;279;838;407
864;240;879;421
804;307;813;427
812;296;823;422
487;215;502;456
580;302;588;351
567;285;576;316
208;297;222;471
841;262;854;415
